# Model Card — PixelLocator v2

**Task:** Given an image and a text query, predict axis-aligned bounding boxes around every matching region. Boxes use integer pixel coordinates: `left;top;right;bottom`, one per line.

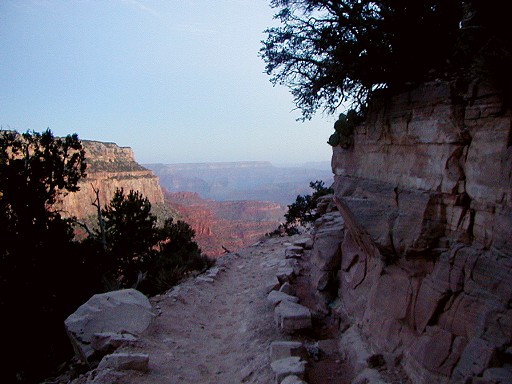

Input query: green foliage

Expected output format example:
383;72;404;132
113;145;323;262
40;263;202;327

281;180;333;234
260;0;512;120
327;132;341;147
0;129;86;245
328;109;363;148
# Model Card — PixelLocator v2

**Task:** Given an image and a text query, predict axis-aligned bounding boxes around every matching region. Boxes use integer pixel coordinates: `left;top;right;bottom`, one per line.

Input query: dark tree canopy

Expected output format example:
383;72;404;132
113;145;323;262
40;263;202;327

0;129;86;255
101;187;158;286
0;129;90;384
0;129;212;383
260;0;511;119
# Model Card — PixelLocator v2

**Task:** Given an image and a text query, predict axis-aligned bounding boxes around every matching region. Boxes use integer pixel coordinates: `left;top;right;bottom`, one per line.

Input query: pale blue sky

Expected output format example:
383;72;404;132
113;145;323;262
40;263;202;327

0;0;336;164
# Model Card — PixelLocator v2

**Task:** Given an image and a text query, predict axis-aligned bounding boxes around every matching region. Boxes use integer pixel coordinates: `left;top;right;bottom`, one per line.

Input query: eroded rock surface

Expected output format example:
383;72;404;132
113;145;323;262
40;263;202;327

317;80;512;383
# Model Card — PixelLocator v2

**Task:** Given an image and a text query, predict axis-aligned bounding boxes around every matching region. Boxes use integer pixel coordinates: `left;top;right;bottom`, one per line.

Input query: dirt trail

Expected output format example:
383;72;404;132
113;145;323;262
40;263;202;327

116;236;299;384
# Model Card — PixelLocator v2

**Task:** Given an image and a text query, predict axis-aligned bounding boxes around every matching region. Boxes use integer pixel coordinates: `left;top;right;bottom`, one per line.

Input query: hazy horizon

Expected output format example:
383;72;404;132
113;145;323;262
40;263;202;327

1;0;337;165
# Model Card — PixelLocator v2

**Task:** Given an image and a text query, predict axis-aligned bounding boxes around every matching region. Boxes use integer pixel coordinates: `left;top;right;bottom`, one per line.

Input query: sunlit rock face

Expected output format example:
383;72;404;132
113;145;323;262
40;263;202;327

61;140;165;222
318;80;511;383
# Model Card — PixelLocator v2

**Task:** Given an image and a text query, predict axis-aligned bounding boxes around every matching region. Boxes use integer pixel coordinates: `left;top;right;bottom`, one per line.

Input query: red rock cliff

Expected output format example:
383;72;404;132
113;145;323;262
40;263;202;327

311;80;512;383
61;140;165;221
165;191;285;257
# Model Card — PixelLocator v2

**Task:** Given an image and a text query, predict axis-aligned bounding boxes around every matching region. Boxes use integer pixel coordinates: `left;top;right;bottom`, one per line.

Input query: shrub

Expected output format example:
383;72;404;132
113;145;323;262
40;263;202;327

279;180;333;235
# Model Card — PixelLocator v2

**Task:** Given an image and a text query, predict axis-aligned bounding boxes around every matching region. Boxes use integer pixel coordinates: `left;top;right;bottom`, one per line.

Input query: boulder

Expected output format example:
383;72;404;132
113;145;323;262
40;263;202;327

310;226;343;292
64;288;154;363
274;301;312;334
266;276;281;293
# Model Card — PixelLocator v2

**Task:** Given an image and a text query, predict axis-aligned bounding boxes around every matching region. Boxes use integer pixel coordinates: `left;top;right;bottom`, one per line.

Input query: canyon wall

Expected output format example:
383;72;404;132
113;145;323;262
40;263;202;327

61;140;166;223
165;191;285;257
311;80;512;383
146;161;333;206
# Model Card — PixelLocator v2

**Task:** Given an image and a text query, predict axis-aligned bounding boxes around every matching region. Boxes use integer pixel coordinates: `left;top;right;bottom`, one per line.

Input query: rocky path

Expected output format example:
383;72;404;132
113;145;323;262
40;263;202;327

115;236;301;384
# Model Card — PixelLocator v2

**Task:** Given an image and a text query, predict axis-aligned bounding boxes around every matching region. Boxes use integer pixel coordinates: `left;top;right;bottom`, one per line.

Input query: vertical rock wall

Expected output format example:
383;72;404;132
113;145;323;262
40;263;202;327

61;140;166;222
315;81;512;383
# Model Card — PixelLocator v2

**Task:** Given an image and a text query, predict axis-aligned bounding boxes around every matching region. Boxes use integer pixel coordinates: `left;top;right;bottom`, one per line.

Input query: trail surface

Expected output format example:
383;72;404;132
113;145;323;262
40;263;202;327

116;236;292;384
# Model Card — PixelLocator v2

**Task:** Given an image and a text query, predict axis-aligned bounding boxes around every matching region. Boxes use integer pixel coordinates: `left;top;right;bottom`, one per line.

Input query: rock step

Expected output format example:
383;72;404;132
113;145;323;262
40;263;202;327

270;356;307;383
274;300;312;334
267;290;300;307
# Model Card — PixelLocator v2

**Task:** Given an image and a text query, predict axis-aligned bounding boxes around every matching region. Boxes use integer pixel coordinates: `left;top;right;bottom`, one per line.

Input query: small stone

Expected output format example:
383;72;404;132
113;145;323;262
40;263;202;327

97;352;149;372
281;375;308;384
276;267;295;284
267;290;299;307
266;276;281;293
270;356;307;383
90;332;137;354
196;276;214;283
279;282;295;295
285;246;304;259
270;341;305;362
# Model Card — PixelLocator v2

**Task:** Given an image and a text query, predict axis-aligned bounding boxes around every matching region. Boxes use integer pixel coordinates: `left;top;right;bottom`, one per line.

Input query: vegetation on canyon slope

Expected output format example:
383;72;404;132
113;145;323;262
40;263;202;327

268;180;333;235
0;129;211;383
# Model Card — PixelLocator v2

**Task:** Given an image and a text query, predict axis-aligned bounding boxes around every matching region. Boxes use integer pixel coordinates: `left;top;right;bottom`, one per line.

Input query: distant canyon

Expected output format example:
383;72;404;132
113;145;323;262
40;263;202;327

61;142;333;257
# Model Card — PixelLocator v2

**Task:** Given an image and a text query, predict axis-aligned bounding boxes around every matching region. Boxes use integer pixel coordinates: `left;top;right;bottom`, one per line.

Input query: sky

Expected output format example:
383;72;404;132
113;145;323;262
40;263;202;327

0;0;338;165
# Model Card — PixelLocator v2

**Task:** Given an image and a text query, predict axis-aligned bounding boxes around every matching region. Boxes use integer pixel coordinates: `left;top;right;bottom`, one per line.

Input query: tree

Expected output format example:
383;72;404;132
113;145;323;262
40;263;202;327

283;180;333;233
99;189;212;293
0;129;89;383
0;129;86;250
101;188;158;288
140;218;212;295
260;0;510;120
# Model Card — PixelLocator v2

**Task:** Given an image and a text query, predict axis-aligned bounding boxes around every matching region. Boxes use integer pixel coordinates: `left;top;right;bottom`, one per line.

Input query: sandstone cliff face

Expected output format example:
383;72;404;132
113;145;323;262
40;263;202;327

312;81;512;383
61;140;165;222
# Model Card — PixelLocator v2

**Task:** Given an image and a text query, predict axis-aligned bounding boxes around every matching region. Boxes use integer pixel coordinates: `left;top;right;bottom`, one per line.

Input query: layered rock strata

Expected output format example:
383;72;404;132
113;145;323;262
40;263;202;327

61;140;166;222
314;80;512;383
165;191;285;257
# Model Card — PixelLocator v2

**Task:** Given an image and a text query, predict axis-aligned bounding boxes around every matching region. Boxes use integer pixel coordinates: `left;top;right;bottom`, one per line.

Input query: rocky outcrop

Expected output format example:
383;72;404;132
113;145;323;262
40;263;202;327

313;80;512;383
61;140;166;223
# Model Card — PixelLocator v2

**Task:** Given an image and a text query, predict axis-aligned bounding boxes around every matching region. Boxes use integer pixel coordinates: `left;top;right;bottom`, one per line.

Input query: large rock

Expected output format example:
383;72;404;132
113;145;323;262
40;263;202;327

64;289;154;363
